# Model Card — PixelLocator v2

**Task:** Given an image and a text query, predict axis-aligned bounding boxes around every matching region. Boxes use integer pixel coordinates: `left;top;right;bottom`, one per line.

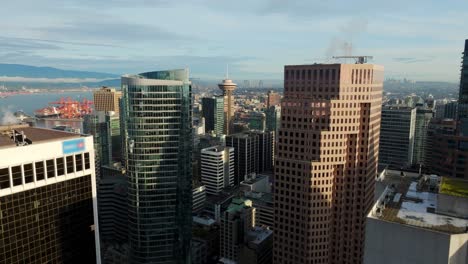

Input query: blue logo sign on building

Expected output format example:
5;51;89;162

63;138;85;154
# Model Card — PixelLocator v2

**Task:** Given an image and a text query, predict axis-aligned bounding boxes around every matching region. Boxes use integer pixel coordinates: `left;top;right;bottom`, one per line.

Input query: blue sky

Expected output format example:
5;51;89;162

1;0;467;82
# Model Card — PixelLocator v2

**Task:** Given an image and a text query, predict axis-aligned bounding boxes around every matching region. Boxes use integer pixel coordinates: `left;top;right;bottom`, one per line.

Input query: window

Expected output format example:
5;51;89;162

46;159;55;178
84;153;90;170
12;166;22;186
0;168;9;189
35;161;45;181
24;163;34;183
75;154;83;172
66;156;74;174
57;157;65;176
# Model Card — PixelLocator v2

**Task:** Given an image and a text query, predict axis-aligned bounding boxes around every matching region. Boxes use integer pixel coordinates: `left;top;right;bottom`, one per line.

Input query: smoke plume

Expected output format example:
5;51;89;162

326;18;368;58
0;107;19;125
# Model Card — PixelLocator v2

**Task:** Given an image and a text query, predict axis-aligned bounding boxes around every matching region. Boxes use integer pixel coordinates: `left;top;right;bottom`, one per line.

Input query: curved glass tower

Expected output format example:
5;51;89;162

121;69;192;263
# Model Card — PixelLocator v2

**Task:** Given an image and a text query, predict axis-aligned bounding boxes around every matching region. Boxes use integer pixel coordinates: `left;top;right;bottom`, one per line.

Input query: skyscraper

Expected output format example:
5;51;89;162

202;96;224;135
458;39;468;121
265;105;281;135
226;133;257;185
220;198;256;263
413;107;433;166
218;78;237;135
274;63;383;264
121;69;192;263
267;90;281;108
379;106;416;168
94;86;123;114
0;125;101;263
226;131;274;185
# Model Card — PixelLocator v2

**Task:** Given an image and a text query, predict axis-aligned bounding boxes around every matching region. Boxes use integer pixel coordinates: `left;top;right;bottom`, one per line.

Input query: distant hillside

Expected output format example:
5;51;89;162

0;63;118;79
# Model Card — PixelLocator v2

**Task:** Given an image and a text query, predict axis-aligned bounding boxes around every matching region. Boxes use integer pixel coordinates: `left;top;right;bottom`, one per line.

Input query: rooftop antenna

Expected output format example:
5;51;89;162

332;56;374;64
226;64;229;79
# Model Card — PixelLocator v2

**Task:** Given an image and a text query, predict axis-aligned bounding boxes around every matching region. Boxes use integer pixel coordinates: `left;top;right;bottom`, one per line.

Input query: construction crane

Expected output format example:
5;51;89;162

332;56;373;64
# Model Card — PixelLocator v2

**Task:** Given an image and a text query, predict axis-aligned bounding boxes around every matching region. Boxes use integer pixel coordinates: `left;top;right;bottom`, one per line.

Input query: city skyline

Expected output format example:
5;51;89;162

1;0;467;82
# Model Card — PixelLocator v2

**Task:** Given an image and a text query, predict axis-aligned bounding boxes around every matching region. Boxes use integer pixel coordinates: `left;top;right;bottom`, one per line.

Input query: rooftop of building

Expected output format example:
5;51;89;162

243;192;273;205
285;61;382;68
369;174;468;234
241;173;269;185
205;187;239;204
227;130;271;138
382;105;415;111
95;86;120;93
193;215;216;227
0;124;81;148
201;145;232;153
246;226;273;245
226;198;252;213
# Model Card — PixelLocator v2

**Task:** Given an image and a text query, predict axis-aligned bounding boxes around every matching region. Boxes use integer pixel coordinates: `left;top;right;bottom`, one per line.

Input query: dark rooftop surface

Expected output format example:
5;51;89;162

0;125;80;148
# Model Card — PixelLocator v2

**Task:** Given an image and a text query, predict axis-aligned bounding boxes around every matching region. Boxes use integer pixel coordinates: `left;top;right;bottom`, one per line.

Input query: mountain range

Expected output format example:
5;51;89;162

0;63;118;79
0;63;120;88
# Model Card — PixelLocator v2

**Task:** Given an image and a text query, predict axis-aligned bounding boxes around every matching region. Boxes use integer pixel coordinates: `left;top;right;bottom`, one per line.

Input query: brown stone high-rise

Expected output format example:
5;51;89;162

93;86;122;114
273;63;383;264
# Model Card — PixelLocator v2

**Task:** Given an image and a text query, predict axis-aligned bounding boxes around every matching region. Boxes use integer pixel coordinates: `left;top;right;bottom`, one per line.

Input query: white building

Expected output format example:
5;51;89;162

0;125;101;263
364;175;468;264
201;146;234;195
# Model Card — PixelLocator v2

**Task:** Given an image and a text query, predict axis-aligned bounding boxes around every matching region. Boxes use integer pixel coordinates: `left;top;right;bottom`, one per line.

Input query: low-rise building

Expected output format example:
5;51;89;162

364;175;468;264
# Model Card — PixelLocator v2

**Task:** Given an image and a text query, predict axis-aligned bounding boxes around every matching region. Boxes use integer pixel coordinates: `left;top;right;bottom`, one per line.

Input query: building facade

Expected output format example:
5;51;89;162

0;125;101;264
220;198;255;263
435;100;459;120
121;69;192;263
458;39;468;122
413;107;433;166
265;105;281;135
202;96;224;136
192;185;206;213
267;90;281;108
226;131;274;185
379;106;416;168
425;119;468;179
274;63;384;264
201;146;234;195
94;86;122;114
98;166;128;245
239;226;273;264
247;111;266;131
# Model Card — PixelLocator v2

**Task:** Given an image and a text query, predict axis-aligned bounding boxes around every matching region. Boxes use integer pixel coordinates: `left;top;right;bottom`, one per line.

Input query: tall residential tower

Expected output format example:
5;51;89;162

121;69;192;263
274;62;383;264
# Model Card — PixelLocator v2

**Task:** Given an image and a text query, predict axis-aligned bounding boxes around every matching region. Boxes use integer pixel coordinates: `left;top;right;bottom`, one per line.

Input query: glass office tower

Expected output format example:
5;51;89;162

121;70;192;263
